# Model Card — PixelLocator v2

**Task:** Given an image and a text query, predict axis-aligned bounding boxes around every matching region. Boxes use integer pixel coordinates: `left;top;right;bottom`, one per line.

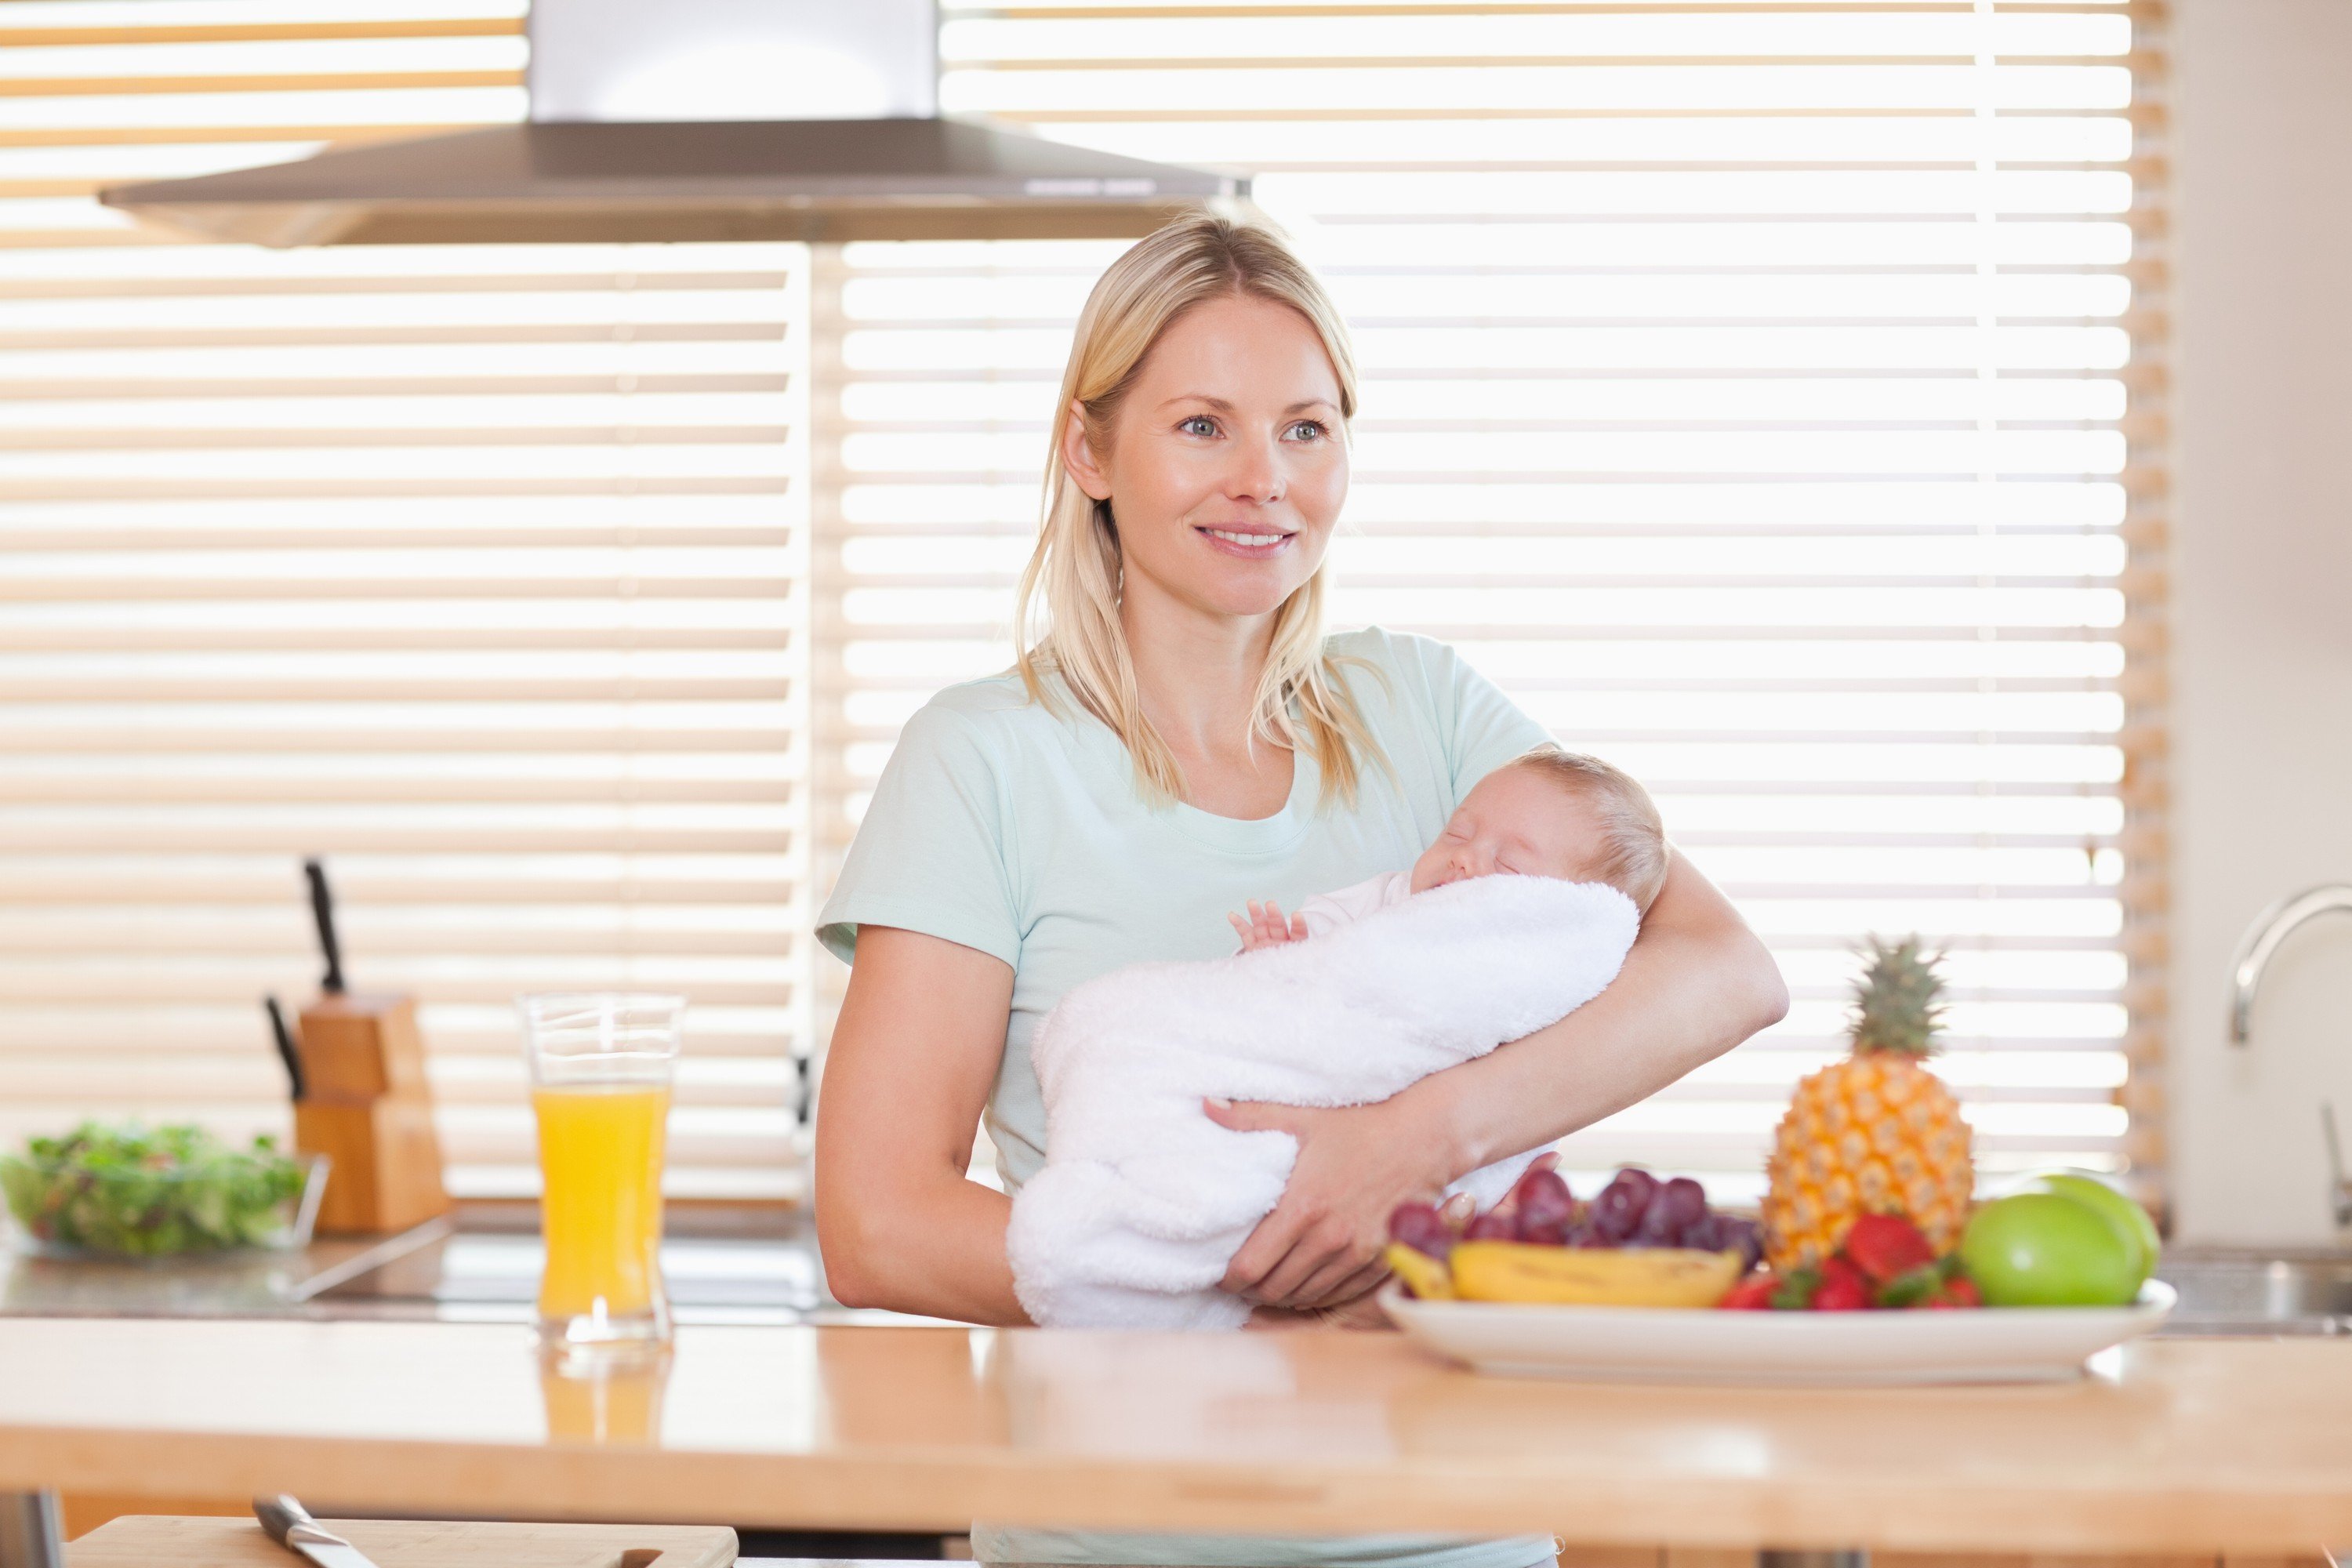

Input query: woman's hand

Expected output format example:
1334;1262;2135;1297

1207;1093;1460;1309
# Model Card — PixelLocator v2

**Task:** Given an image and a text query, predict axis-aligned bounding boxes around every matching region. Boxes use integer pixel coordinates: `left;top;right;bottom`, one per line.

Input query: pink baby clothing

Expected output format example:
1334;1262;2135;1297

1293;869;1412;936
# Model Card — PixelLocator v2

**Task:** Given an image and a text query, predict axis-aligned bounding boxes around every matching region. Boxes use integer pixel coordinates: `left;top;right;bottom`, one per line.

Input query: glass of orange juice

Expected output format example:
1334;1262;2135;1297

518;992;684;1354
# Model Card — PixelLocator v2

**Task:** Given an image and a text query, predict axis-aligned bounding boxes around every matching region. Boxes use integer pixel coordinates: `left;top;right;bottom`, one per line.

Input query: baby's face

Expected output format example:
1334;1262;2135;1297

1408;766;1606;894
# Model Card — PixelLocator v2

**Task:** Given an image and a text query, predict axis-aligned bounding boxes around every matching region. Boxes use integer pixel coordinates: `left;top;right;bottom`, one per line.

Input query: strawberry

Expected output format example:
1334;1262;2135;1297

1841;1213;1936;1285
1812;1254;1872;1311
1928;1276;1983;1310
1718;1275;1779;1311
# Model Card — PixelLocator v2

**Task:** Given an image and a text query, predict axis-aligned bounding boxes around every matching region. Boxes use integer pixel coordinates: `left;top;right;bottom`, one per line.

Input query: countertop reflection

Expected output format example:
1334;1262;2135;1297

0;1203;918;1326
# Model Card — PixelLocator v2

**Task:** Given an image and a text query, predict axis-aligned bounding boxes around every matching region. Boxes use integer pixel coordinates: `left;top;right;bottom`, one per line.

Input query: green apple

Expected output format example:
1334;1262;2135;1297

2036;1172;2161;1290
1958;1192;2141;1307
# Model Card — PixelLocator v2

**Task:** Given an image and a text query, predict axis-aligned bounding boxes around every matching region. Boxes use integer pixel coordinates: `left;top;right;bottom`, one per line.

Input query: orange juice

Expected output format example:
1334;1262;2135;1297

539;1352;667;1443
532;1084;669;1322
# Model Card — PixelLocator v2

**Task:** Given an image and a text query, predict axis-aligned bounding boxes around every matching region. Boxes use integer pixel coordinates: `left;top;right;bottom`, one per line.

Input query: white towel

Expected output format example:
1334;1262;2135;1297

1007;874;1640;1329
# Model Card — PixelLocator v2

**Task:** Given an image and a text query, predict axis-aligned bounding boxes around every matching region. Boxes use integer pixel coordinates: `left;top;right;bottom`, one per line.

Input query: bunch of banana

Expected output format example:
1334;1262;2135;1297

1385;1240;1745;1308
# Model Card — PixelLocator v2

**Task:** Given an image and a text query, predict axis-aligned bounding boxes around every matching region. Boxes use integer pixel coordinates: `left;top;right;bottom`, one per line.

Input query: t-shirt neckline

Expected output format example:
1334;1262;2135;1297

1163;738;1320;853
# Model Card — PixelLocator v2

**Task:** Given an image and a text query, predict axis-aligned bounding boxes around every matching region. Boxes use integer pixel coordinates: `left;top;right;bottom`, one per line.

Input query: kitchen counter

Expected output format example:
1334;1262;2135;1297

3;1316;2351;1555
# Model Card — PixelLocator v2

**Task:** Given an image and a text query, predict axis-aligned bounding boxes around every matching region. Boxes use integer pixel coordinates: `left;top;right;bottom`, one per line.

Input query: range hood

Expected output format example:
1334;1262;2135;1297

100;0;1244;248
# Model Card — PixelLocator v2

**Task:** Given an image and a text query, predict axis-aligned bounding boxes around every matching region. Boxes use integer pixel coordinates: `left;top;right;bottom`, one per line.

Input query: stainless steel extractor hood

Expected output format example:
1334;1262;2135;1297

100;0;1245;248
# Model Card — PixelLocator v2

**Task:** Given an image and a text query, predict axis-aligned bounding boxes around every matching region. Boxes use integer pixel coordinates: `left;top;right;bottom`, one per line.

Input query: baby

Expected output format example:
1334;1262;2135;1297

1229;746;1669;952
1010;746;1665;1329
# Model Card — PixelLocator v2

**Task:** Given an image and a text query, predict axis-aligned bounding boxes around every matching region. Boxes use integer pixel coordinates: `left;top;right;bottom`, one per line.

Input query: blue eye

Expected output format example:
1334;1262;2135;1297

1285;420;1327;441
1179;415;1218;437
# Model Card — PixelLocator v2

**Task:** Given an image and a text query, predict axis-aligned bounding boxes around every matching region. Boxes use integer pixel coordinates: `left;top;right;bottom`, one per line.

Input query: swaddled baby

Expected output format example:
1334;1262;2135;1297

1007;746;1668;1330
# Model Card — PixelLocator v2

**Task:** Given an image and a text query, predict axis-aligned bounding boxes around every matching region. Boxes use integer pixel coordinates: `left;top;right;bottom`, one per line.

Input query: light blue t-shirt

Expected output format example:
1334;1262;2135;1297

815;626;1556;1568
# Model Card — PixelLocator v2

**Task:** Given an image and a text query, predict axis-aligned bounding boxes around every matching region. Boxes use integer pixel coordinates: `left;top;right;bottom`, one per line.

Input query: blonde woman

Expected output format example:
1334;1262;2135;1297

815;217;1786;1567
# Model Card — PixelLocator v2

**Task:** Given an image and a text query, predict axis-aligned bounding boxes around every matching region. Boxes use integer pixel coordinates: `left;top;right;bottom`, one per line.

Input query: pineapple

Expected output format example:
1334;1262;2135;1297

1760;935;1974;1272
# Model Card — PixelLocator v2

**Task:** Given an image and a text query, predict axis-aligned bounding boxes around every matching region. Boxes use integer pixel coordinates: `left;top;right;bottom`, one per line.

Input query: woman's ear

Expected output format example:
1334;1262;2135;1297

1061;400;1112;502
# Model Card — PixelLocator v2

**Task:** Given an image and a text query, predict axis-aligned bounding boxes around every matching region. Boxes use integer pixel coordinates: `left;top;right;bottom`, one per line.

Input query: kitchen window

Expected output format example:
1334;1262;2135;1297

817;0;2168;1201
0;1;811;1199
0;0;2165;1207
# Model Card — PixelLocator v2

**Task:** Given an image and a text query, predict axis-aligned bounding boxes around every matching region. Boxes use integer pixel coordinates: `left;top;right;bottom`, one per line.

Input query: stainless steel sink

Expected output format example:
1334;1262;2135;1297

2155;1247;2352;1334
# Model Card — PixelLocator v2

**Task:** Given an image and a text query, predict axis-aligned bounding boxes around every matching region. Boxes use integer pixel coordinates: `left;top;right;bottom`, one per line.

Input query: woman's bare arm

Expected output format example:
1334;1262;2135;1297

814;925;1029;1325
1213;851;1789;1308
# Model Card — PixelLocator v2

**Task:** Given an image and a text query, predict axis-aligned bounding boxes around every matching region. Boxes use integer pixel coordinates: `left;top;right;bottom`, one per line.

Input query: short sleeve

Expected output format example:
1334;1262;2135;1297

815;702;1022;971
1417;636;1553;797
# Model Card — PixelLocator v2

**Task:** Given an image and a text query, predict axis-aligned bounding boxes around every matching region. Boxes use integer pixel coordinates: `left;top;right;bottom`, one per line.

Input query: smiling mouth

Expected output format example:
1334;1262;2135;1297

1197;526;1292;554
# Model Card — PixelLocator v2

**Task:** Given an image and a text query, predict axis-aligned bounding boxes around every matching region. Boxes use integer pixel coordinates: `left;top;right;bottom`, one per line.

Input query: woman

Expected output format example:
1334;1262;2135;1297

815;217;1786;1567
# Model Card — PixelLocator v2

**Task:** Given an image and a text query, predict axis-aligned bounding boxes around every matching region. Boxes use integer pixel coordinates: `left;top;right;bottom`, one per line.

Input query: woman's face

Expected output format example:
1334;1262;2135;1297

1065;292;1348;623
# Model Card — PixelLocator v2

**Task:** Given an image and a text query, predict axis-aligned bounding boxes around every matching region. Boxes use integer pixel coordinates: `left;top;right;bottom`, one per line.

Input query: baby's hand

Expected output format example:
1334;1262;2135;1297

1229;899;1309;951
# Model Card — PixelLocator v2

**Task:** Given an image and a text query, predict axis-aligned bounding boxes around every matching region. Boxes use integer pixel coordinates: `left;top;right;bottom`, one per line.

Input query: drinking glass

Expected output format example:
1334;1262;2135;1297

518;992;684;1354
539;1341;670;1444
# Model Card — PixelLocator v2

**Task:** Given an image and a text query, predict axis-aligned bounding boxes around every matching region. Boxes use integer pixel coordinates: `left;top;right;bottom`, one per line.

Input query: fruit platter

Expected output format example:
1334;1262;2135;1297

1378;938;2176;1385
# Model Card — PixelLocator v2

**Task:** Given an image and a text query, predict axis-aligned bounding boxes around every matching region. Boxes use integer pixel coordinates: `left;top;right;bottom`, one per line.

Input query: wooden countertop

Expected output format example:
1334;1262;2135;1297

2;1317;2349;1554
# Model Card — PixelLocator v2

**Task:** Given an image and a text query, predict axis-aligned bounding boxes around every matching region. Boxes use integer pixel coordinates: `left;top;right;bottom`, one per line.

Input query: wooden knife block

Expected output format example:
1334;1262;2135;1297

292;991;452;1236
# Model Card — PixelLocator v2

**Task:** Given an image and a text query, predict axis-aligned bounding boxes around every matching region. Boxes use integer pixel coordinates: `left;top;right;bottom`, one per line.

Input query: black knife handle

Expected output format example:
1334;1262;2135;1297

254;1494;313;1546
304;858;346;994
264;994;306;1102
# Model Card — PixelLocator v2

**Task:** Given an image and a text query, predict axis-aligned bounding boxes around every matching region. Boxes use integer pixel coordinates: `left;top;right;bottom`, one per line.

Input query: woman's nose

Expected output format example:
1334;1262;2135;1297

1224;434;1286;503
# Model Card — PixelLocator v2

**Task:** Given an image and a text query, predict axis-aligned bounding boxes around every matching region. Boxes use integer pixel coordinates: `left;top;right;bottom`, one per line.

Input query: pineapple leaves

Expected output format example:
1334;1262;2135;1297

1850;933;1947;1058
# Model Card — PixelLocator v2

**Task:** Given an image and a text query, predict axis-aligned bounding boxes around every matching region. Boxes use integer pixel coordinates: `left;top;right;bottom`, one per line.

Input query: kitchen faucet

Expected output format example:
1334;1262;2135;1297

2226;884;2352;1230
2226;884;2352;1047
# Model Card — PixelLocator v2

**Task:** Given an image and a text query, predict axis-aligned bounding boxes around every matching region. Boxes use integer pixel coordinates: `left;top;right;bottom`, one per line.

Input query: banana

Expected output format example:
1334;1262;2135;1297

1448;1241;1744;1308
1385;1242;1454;1300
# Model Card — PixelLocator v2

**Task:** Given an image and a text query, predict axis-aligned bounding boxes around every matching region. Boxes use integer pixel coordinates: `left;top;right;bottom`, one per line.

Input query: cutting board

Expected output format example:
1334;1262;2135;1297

67;1515;736;1567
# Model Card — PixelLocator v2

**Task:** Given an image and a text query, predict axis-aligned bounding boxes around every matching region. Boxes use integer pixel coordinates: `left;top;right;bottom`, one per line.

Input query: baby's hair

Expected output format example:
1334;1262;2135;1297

1505;746;1669;913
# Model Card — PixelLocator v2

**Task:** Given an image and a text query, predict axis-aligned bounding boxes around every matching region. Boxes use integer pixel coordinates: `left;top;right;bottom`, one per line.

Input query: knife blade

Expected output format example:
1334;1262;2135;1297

263;994;306;1102
303;858;347;995
253;1494;384;1568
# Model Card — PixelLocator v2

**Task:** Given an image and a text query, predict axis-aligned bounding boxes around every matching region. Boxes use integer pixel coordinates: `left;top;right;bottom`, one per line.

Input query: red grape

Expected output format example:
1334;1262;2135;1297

1387;1201;1454;1260
1590;1167;1657;1242
1464;1210;1517;1242
1715;1215;1764;1272
1511;1168;1575;1236
1633;1176;1709;1246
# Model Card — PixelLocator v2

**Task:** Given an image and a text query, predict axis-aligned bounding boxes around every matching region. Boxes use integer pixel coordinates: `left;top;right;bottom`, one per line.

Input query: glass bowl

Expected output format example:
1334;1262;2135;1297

2;1145;330;1261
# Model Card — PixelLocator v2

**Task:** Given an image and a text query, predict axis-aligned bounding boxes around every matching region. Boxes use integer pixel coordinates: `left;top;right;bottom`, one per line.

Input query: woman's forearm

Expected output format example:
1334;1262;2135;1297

818;1164;1029;1325
1406;850;1788;1178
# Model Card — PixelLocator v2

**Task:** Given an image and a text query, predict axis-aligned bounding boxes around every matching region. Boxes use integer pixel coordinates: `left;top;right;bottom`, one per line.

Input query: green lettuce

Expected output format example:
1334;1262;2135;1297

1;1121;307;1257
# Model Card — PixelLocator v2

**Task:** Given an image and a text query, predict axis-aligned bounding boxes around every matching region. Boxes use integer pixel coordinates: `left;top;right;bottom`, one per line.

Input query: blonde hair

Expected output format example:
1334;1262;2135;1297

1013;214;1382;808
1509;747;1671;913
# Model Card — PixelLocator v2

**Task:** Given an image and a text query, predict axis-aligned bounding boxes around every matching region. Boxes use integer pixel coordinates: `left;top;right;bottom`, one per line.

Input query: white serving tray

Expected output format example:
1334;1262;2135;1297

1381;1278;2175;1385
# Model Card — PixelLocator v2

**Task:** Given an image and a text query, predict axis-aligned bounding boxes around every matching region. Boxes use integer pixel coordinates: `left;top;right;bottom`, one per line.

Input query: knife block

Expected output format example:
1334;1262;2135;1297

292;991;452;1236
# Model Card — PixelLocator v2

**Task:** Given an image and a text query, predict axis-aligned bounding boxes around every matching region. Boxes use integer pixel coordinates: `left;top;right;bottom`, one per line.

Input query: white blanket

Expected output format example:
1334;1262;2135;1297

1007;874;1639;1329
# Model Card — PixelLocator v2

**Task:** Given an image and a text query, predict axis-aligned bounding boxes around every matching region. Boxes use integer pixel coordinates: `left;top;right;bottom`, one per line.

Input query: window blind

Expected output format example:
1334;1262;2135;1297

0;1;812;1199
815;0;2160;1201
